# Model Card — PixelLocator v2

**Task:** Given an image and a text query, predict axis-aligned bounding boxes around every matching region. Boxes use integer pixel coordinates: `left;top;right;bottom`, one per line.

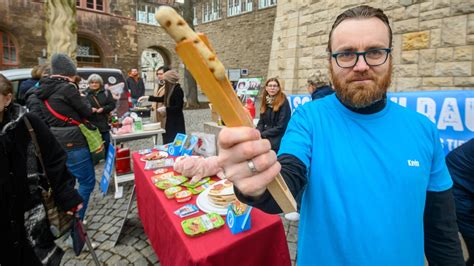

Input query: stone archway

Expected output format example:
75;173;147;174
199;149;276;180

140;46;171;90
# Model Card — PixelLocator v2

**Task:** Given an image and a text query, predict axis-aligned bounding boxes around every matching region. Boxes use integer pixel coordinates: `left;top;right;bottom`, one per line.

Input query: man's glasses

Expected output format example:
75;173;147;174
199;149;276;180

331;48;392;68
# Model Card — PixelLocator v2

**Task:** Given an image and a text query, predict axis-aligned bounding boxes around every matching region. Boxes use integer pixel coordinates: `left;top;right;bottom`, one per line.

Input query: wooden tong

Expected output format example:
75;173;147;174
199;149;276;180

156;7;296;213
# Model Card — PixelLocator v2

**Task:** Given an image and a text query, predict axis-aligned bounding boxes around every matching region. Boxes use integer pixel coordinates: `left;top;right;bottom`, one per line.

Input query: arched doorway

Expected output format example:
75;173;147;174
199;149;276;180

0;30;18;69
77;37;103;67
140;47;170;90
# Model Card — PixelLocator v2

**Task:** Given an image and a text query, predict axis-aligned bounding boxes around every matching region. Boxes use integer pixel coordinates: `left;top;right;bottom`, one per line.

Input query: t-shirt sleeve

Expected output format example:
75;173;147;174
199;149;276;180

277;105;312;168
427;127;453;192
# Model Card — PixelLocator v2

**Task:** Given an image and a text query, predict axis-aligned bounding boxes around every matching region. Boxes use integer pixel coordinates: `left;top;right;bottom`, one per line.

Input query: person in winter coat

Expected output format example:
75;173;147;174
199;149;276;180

126;68;145;107
256;77;291;153
446;138;474;266
85;74;116;157
138;69;185;144
17;64;48;105
25;65;51;121
34;53;95;220
0;74;83;265
307;70;334;101
150;65;170;125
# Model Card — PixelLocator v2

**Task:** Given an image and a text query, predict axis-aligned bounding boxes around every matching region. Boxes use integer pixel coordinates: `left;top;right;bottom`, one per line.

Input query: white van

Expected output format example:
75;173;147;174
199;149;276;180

0;67;130;116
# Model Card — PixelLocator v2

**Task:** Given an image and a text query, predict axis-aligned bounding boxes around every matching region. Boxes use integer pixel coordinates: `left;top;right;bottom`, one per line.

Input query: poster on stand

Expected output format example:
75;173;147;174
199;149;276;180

236;78;263;100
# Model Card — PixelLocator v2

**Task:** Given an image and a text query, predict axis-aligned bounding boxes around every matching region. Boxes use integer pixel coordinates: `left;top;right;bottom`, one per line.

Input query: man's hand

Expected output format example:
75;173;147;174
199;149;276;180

92;107;98;113
217;127;280;198
138;96;149;103
97;107;104;113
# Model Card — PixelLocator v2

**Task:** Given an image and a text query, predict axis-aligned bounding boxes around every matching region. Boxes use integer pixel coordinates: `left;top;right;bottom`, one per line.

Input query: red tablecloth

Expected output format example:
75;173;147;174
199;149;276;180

133;153;291;266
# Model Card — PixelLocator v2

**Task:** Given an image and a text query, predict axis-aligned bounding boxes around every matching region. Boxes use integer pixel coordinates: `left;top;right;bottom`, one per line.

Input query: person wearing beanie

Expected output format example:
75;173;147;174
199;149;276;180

31;53;96;222
126;68;145;107
138;69;185;143
307;70;334;100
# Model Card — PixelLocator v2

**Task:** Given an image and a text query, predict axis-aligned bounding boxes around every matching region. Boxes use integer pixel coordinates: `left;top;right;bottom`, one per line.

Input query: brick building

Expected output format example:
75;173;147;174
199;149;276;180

2;1;471;93
0;0;277;90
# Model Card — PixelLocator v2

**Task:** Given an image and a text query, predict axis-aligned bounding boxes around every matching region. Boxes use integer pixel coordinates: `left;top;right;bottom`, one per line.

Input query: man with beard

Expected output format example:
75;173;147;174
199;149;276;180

216;5;464;265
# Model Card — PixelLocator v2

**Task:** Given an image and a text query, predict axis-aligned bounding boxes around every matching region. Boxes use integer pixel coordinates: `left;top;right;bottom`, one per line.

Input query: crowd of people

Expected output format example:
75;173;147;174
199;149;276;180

0;4;472;266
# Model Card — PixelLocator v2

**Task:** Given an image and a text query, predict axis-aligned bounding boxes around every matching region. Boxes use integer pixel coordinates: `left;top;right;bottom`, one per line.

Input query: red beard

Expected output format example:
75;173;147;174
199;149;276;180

330;63;392;108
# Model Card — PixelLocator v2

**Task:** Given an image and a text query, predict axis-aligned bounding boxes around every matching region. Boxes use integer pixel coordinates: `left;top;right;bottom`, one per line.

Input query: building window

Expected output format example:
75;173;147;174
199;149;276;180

193;7;198;25
258;0;276;9
0;31;18;67
228;0;252;16
137;4;159;25
77;0;106;11
77;37;102;66
202;0;221;23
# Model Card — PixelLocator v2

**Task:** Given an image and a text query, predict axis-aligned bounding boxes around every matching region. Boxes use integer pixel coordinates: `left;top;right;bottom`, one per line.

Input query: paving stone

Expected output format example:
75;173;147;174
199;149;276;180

140;246;155;257
133;239;148;250
105;226;120;235
93;232;109;242
99;223;113;232
99;251;112;262
106;254;121;264
149;252;159;264
87;222;102;230
132;257;149;264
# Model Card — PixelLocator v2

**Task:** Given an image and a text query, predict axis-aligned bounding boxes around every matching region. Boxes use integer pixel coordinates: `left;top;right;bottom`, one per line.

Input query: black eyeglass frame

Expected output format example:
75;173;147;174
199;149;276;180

331;48;392;68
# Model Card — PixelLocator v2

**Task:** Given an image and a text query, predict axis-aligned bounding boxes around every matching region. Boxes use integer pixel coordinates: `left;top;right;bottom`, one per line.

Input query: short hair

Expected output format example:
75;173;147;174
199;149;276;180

157;65;171;73
327;5;392;52
31;64;48;79
0;74;13;96
87;74;103;85
307;70;329;88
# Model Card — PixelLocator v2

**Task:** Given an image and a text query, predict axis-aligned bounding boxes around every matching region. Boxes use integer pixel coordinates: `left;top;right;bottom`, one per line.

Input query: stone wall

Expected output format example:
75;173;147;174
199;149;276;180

0;0;47;69
76;10;138;73
269;0;474;93
0;0;138;74
193;0;277;80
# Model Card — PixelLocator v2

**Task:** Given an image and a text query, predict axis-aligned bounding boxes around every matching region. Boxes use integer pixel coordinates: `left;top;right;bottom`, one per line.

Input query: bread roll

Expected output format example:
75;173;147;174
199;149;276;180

156;6;226;80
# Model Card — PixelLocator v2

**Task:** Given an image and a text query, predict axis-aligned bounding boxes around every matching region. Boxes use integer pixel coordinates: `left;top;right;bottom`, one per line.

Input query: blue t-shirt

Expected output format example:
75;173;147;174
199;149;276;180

278;94;452;266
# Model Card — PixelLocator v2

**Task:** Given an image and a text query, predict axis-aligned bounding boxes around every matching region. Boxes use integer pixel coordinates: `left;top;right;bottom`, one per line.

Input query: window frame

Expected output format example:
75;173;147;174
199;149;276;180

258;0;277;9
76;37;102;67
202;0;221;23
0;31;19;67
136;4;160;26
228;0;253;17
76;0;107;13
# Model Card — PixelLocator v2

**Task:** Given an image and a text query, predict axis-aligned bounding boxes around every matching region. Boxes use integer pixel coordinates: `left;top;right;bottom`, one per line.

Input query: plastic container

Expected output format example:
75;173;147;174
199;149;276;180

115;145;131;175
165;186;183;199
181;213;225;236
175;190;192;203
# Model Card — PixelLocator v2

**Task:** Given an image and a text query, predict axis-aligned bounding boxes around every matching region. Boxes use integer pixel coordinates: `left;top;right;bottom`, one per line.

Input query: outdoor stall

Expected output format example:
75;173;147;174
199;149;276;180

132;149;291;265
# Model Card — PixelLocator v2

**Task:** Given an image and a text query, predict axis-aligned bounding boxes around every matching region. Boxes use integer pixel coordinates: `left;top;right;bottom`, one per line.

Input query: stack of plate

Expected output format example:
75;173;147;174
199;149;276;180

207;180;236;208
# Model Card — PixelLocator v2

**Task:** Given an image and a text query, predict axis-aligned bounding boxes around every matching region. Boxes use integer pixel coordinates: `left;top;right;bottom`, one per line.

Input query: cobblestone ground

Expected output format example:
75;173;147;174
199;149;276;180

59;107;299;265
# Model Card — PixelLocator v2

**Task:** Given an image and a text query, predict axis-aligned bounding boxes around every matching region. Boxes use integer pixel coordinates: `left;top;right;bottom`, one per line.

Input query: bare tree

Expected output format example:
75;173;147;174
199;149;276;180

45;0;77;61
181;0;200;108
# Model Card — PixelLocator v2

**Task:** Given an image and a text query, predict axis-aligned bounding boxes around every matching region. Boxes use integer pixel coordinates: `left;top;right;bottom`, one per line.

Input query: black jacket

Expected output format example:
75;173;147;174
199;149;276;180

35;77;93;150
256;97;291;152
126;76;145;99
86;88;116;132
0;105;82;265
311;85;334;100
148;83;186;144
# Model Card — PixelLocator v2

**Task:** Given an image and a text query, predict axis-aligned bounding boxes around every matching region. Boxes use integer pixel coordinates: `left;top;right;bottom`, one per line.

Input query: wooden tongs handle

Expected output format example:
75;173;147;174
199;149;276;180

156;7;296;213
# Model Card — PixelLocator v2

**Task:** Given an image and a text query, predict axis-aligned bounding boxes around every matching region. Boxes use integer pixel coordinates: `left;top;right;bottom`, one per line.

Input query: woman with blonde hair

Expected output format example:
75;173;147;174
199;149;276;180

256;77;291;153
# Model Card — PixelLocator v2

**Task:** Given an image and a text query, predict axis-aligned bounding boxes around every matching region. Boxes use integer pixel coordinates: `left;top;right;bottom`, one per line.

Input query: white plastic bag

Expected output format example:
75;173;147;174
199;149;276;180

191;132;216;157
